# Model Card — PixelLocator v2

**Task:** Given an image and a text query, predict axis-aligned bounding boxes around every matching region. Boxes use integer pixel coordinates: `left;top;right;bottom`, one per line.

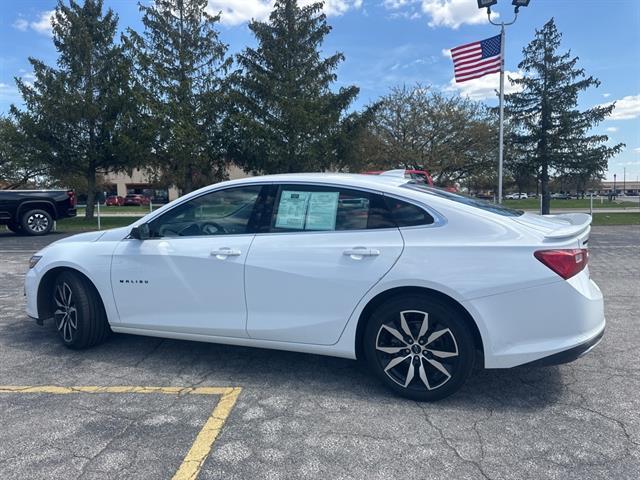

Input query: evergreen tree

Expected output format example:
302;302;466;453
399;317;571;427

11;0;138;218
0;115;51;189
124;0;232;194
229;0;361;174
505;18;623;214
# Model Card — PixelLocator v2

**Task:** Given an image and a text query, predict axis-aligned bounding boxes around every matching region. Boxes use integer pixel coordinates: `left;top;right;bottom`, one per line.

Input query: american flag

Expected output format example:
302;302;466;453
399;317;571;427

450;34;502;83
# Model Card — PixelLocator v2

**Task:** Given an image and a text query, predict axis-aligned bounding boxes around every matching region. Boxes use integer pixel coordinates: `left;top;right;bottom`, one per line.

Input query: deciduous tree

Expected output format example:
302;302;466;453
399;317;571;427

362;85;498;186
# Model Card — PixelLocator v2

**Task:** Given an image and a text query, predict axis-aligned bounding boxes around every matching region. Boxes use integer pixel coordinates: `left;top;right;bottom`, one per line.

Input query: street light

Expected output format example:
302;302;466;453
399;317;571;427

477;0;533;204
512;0;530;13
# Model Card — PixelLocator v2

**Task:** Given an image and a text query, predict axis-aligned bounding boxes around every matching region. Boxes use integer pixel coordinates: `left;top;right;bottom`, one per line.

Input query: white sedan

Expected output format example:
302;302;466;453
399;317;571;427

25;174;604;401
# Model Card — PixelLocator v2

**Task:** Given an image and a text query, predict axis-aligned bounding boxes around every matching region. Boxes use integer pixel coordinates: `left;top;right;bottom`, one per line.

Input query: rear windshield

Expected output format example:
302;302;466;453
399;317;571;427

403;182;524;217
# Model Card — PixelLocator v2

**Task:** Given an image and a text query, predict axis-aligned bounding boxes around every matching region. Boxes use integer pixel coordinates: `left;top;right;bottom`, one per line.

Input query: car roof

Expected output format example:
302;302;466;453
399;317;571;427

219;172;408;191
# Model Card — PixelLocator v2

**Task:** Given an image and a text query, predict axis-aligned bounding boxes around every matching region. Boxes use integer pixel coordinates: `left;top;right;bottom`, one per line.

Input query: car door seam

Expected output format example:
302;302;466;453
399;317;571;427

331;227;406;345
243;234;258;338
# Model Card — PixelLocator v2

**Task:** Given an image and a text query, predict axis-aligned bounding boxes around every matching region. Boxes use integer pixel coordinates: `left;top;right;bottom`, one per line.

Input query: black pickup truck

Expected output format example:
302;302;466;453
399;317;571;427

0;190;77;235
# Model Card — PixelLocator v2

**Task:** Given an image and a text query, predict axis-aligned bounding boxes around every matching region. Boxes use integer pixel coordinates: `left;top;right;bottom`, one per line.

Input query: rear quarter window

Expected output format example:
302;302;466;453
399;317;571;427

385;197;434;227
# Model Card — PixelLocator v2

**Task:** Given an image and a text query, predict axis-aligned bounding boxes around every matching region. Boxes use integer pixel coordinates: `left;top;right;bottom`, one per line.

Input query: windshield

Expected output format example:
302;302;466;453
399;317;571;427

403;182;524;217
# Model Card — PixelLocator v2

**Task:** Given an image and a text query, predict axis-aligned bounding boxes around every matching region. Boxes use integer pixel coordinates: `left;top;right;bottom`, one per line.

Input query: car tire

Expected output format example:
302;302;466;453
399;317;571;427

52;271;111;349
20;209;53;236
6;221;23;234
363;294;475;401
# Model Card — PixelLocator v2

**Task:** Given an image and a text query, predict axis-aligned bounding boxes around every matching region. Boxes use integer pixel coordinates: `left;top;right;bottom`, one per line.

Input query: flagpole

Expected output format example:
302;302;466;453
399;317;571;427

488;7;518;205
498;23;505;204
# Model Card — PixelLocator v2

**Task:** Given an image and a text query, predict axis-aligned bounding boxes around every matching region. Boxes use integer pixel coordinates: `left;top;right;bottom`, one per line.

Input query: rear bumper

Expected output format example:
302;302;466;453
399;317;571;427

66;208;77;217
464;273;605;369
520;326;604;367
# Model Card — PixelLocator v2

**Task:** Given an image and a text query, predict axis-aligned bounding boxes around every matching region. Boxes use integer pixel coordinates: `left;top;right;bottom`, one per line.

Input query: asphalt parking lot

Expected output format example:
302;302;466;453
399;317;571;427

0;227;638;480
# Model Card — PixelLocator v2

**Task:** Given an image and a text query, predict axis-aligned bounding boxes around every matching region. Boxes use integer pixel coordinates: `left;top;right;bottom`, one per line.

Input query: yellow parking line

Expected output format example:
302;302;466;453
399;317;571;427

0;385;242;480
172;387;242;480
0;385;234;395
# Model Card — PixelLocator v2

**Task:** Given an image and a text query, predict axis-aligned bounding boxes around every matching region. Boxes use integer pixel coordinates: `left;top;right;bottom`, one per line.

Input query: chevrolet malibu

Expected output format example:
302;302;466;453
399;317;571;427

25;174;604;401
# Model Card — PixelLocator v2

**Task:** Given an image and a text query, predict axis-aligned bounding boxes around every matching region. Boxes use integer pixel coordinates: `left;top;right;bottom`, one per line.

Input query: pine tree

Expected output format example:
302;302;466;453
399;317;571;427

124;0;232;194
229;0;361;174
0;116;51;189
505;18;623;214
11;0;138;218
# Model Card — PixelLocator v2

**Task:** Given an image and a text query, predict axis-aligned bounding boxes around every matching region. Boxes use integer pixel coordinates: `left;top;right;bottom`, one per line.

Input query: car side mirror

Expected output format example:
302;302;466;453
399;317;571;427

130;223;150;240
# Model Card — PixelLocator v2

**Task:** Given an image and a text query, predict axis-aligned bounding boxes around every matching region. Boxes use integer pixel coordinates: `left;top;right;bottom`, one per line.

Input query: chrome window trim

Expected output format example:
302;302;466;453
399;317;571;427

138;180;447;239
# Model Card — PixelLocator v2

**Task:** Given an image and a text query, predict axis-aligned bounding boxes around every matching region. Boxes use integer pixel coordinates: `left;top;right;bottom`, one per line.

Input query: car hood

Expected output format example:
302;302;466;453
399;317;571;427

52;230;108;245
46;226;132;248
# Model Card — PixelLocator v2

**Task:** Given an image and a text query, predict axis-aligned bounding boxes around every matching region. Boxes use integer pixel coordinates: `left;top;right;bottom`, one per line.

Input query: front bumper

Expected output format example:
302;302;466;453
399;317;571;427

25;268;39;319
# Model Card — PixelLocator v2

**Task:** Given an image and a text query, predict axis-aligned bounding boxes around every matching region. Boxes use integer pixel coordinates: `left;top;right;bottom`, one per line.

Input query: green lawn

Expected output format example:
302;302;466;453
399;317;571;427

55;216;140;232
502;198;639;210
10;210;636;235
591;212;640;226
77;205;158;215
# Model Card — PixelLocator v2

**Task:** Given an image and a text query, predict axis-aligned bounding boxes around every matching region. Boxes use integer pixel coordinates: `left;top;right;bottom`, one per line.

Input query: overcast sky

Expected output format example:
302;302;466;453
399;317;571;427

1;0;639;181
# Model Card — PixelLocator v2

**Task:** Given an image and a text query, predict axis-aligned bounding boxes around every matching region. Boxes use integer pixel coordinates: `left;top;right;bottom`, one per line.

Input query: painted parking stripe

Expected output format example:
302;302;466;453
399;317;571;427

0;385;242;480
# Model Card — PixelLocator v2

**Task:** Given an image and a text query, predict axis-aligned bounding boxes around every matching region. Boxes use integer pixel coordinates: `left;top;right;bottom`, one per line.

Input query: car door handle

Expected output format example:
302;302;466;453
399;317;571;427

210;248;242;258
343;247;381;259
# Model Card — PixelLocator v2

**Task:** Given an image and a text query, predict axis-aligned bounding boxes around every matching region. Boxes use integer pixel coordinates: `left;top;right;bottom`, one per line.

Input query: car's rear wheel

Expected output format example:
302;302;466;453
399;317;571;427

52;271;110;349
21;209;53;236
363;295;475;401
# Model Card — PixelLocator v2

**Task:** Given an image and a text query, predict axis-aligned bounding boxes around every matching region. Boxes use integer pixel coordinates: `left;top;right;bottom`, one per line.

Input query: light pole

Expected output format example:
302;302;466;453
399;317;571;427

477;0;532;204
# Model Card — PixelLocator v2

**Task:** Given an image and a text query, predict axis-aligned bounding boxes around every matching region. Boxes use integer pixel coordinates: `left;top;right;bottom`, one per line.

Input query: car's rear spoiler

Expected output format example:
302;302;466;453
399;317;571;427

543;213;592;239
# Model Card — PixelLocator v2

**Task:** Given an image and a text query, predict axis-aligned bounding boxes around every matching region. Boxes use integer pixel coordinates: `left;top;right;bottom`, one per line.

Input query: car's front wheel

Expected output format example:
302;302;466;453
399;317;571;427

52;271;110;349
364;295;475;401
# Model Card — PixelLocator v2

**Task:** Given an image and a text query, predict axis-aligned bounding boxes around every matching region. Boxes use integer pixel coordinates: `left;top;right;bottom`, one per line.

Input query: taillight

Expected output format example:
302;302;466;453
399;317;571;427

66;190;76;208
534;249;589;280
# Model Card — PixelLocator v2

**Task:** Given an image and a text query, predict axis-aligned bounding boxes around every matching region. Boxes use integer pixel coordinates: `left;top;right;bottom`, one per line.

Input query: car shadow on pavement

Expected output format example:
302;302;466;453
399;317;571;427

4;316;565;411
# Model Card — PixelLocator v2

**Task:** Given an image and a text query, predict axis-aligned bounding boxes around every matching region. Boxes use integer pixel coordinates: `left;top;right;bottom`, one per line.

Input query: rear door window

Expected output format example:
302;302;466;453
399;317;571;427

269;185;395;232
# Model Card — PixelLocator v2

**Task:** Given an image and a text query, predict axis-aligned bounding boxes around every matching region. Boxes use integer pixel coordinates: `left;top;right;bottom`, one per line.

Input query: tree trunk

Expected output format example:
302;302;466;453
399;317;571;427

85;167;96;219
183;163;193;194
541;162;550;215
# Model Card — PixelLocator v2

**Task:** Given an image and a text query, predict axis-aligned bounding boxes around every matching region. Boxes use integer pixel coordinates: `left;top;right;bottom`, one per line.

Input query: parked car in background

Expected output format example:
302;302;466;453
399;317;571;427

123;194;151;206
0;189;76;235
551;193;572;200
105;195;124;206
505;193;529;200
363;169;435;187
24;173;603;401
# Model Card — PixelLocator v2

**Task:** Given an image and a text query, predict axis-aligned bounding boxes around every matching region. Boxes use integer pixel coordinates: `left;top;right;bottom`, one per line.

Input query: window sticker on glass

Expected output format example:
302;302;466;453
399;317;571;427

306;191;339;230
275;191;311;229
